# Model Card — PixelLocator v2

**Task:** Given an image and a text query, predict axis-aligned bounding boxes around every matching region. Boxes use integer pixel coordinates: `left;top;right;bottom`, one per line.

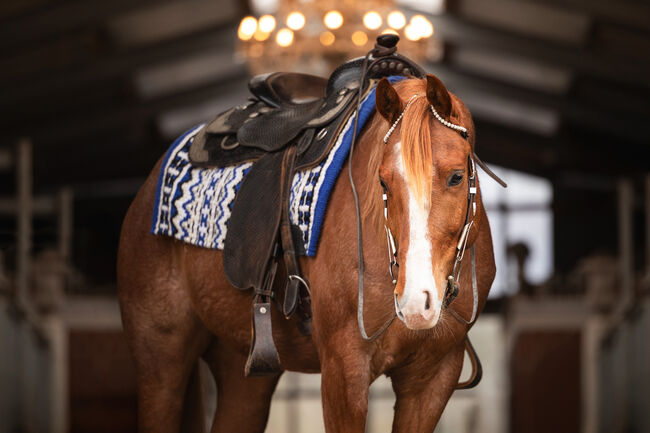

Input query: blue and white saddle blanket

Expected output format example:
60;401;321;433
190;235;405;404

151;77;403;256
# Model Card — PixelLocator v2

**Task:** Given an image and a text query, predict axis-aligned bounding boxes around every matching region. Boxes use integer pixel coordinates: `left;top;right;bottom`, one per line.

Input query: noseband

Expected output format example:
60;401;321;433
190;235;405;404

381;94;485;326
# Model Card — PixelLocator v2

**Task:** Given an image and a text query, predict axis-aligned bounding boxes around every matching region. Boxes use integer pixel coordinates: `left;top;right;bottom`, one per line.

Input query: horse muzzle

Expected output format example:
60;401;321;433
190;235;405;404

394;289;442;330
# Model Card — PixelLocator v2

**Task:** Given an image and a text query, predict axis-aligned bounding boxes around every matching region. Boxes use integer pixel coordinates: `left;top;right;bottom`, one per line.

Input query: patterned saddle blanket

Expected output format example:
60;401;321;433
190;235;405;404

150;78;397;256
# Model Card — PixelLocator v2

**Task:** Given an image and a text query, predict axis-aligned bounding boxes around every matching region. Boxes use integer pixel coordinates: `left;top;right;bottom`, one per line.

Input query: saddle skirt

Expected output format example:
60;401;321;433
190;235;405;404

150;77;404;256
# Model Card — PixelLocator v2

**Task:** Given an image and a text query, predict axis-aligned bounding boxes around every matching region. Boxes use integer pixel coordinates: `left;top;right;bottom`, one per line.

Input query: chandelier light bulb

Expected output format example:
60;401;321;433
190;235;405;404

404;24;420;41
387;10;406;30
258;15;276;33
363;11;382;30
320;31;335;46
253;27;271;41
276;28;294;47
324;10;344;30
238;16;257;40
410;14;434;38
286;11;305;31
351;30;368;46
381;28;399;36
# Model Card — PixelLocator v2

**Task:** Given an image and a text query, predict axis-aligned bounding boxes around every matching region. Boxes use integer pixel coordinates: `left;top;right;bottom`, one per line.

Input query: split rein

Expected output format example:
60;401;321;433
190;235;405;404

348;80;507;342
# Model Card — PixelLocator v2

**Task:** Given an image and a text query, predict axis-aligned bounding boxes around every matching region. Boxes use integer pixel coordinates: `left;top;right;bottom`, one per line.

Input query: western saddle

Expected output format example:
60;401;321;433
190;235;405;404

189;35;426;375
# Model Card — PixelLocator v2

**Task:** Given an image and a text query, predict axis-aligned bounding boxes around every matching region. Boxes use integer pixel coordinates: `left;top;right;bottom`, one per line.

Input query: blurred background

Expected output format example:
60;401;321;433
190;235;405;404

0;0;649;432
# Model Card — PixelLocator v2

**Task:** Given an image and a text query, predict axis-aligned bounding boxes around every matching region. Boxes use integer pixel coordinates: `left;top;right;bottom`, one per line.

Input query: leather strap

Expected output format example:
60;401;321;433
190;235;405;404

279;143;313;334
245;249;282;376
349;48;397;342
279;146;301;318
473;153;507;188
245;301;281;376
456;336;483;389
447;245;479;325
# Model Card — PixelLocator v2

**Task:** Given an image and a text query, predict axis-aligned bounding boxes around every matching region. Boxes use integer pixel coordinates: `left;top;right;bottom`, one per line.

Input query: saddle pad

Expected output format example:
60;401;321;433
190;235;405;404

150;76;404;256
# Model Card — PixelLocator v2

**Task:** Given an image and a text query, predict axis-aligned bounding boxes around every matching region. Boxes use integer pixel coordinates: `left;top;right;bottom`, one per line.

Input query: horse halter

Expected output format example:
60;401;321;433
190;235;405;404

382;94;480;326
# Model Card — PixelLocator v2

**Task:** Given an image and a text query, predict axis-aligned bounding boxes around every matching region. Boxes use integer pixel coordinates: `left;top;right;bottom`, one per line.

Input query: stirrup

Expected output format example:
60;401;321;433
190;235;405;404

245;300;281;376
245;259;282;376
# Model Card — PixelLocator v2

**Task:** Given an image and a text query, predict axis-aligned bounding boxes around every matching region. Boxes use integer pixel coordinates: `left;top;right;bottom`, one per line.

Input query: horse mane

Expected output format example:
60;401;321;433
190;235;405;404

362;78;475;235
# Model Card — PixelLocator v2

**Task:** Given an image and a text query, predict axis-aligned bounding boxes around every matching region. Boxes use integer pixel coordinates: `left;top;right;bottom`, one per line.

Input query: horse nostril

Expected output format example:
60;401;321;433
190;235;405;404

424;291;430;310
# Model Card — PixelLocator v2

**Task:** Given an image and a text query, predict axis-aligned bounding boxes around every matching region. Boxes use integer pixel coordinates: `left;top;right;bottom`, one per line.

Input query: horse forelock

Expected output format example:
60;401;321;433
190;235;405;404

398;80;474;208
361;78;475;237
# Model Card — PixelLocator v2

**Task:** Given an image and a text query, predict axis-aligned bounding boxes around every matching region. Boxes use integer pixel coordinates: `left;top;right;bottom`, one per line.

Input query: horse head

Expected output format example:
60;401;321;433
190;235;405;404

369;75;484;330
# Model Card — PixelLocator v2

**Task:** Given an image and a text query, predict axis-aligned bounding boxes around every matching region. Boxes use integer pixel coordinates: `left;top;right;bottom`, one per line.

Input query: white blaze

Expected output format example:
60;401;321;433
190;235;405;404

394;142;442;315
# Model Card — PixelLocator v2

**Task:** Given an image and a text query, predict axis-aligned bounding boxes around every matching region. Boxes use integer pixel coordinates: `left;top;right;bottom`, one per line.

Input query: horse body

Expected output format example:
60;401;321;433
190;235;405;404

118;76;496;432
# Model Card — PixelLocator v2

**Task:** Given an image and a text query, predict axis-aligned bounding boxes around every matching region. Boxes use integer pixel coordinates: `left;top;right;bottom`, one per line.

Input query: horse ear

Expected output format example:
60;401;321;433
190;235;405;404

375;78;403;124
426;74;452;118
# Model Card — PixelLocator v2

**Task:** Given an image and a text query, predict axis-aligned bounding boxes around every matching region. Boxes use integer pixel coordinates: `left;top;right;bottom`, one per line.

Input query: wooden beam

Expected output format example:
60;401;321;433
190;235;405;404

0;0;51;21
0;25;237;120
0;0;239;84
429;63;649;143
105;0;238;47
474;119;649;177
519;0;650;31
17;72;248;147
0;0;171;53
432;13;650;91
455;0;592;45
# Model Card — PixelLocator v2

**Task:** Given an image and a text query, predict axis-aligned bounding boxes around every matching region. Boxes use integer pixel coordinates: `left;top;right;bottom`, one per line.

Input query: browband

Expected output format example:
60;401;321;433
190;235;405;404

382;93;507;188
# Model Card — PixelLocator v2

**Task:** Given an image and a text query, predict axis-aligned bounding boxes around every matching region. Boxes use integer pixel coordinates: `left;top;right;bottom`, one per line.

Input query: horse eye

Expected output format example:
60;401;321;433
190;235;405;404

447;173;464;187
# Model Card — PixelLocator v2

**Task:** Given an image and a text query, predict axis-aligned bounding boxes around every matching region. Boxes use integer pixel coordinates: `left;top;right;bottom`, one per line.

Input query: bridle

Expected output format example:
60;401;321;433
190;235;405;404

380;95;484;326
347;43;506;341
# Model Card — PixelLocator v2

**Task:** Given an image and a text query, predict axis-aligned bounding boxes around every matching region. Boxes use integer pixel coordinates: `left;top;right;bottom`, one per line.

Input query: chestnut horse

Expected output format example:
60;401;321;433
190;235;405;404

117;75;496;432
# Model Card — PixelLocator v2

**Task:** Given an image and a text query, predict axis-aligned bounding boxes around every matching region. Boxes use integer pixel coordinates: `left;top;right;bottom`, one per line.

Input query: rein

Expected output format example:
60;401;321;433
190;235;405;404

348;46;397;342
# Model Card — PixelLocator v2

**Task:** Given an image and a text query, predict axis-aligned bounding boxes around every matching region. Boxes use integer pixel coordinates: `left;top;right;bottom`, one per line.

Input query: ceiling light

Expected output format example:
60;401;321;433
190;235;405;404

410;14;433;38
351;30;368;46
276;28;294;47
363;11;382;30
258;14;276;33
387;11;406;29
320;31;335;46
324;10;343;30
286;11;305;30
404;24;420;41
238;16;257;40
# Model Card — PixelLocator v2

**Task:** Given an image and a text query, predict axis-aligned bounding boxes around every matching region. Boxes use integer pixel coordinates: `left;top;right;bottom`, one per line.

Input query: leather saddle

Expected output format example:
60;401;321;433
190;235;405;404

248;72;327;107
188;35;426;376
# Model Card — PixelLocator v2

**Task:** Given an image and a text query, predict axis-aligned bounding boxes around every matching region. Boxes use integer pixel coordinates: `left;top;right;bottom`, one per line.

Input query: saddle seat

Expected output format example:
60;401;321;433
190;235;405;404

189;59;367;170
248;72;327;107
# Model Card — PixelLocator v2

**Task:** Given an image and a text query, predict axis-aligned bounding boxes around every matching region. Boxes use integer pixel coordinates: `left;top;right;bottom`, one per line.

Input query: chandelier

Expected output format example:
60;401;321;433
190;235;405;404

236;1;439;76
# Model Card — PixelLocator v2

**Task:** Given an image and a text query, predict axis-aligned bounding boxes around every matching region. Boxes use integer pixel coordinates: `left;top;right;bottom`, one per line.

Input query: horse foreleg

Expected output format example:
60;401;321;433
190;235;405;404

204;341;282;433
319;334;371;433
389;340;465;433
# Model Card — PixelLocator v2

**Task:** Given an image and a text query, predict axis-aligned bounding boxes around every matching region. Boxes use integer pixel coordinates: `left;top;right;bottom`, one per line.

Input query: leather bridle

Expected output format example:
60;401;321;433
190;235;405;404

347;41;507;342
380;96;485;326
355;91;508;339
